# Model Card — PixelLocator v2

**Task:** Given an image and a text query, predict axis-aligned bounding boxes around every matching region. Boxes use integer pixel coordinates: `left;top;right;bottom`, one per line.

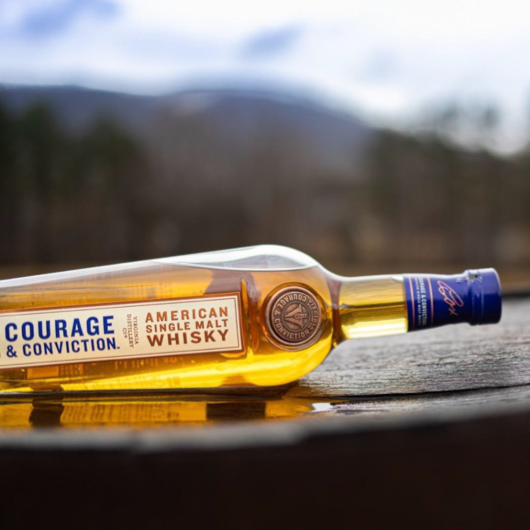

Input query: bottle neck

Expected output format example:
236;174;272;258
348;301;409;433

336;274;408;341
335;269;501;342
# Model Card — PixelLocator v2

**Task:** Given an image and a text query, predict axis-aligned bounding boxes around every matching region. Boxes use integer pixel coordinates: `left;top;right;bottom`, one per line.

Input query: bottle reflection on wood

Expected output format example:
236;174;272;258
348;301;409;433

0;395;320;429
0;245;502;394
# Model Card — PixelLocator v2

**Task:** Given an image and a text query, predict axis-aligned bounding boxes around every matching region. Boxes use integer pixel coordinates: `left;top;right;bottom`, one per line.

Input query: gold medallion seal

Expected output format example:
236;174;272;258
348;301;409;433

266;287;322;347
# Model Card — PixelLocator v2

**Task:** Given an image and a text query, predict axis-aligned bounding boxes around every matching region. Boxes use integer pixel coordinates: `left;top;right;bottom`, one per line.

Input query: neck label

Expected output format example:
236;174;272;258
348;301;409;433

404;274;469;331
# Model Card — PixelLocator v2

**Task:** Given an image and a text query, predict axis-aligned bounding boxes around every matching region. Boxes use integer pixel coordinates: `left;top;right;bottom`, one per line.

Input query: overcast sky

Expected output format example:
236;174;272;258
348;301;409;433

2;0;530;147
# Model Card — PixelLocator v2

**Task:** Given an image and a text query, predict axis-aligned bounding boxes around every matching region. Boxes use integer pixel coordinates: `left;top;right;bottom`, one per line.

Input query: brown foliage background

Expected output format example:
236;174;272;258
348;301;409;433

1;89;529;275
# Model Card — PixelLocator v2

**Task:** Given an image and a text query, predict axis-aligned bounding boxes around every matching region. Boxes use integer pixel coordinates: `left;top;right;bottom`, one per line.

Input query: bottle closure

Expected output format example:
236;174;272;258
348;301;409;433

404;269;502;331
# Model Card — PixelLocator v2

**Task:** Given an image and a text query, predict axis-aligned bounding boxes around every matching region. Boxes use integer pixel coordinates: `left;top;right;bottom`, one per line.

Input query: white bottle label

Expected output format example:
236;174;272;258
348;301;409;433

0;294;244;369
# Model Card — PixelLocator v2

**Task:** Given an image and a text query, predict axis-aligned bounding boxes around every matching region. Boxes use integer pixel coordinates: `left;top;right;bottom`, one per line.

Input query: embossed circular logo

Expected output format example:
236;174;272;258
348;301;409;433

266;287;322;347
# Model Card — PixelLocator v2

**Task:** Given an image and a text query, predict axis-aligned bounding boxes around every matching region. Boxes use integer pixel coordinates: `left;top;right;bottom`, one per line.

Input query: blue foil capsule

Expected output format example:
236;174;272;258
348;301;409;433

404;269;502;330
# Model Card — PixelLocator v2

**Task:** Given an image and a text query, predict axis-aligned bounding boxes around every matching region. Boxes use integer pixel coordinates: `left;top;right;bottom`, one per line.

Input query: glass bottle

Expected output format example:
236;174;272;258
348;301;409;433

0;245;501;393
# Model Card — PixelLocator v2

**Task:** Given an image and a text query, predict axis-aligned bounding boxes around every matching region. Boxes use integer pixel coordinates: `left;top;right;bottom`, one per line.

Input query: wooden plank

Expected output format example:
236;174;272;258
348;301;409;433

289;299;530;397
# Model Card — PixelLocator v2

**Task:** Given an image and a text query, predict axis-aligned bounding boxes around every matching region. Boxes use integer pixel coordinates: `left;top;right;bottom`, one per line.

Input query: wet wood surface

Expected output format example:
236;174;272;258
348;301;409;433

290;297;530;398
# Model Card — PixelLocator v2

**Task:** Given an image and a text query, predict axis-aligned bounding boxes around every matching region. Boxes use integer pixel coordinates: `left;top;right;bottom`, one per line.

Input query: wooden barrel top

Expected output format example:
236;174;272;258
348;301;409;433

0;295;529;529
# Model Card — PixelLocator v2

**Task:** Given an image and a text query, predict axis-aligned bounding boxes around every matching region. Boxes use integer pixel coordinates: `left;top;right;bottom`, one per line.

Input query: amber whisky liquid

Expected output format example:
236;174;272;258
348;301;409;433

0;246;501;393
0;394;322;429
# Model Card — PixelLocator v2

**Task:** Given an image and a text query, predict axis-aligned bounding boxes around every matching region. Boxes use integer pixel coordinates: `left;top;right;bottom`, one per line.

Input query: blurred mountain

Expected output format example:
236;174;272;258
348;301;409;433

0;83;374;263
0;85;152;131
0;84;372;178
1;84;529;270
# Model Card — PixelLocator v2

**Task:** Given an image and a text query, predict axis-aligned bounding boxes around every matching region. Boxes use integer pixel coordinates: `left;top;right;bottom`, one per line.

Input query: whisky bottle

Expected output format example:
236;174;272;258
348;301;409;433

0;245;501;393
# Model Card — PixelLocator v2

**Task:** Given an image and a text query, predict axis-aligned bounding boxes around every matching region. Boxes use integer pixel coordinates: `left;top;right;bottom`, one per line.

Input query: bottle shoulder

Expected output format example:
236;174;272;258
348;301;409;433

158;244;321;272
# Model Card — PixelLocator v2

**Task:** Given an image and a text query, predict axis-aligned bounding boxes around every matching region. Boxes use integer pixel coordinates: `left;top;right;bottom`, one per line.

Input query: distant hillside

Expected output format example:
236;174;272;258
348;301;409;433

0;83;528;269
0;85;155;131
0;84;372;178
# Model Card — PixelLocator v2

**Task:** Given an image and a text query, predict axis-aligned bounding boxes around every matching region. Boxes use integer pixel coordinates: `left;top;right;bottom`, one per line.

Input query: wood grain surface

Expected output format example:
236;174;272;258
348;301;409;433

290;298;530;397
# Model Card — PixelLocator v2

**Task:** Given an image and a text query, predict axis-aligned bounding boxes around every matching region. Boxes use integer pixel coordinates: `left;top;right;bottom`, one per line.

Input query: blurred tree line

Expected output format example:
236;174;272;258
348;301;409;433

0;102;150;264
0;99;529;269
